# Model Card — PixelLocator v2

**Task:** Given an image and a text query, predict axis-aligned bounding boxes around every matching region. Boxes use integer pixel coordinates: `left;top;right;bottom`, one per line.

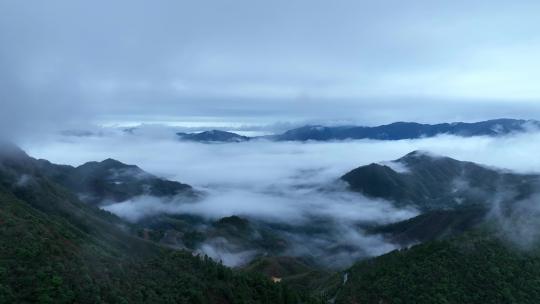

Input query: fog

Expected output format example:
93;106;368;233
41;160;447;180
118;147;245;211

489;192;540;250
19;128;540;267
3;1;540;133
23;128;540;179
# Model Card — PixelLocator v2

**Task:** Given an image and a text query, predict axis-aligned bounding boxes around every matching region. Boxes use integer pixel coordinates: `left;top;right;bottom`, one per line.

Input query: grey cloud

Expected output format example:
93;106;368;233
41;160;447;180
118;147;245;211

2;0;540;134
490;193;540;250
25;129;540;267
196;239;259;268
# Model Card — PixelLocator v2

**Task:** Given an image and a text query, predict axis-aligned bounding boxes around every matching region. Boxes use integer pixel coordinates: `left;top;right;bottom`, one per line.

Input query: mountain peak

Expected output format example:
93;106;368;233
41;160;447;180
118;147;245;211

101;158;127;166
396;150;460;169
177;130;250;142
76;158;132;170
399;150;439;160
0;142;28;159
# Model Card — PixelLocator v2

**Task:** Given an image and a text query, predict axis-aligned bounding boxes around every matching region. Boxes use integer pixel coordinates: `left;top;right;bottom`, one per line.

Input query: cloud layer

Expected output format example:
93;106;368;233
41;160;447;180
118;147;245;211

19;129;540;266
2;0;540;132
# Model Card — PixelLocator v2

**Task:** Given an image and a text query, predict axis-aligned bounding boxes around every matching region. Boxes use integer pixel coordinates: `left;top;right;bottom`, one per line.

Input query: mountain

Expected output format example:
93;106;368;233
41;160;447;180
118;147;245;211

177;130;250;142
138;214;290;263
341;150;540;211
328;151;540;303
367;205;488;245
36;158;195;206
6;142;540;302
332;228;540;304
172;119;539;143
0;144;319;303
273;119;539;141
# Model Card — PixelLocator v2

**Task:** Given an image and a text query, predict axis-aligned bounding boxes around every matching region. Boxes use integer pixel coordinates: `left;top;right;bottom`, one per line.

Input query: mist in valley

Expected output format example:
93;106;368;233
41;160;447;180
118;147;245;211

16;128;540;267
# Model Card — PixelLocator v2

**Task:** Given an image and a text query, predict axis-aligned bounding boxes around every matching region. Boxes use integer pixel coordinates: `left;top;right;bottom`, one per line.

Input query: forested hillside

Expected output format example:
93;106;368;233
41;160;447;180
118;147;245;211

0;145;321;303
334;228;540;304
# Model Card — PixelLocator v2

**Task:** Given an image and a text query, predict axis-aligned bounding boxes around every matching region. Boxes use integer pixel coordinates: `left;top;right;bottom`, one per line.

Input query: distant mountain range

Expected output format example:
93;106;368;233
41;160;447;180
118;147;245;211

177;130;250;142
175;119;540;142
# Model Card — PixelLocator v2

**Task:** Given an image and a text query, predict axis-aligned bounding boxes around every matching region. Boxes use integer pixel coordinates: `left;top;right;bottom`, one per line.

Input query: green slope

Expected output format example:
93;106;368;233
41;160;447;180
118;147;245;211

342;151;539;211
367;205;488;245
0;145;320;304
36;157;195;206
334;228;540;304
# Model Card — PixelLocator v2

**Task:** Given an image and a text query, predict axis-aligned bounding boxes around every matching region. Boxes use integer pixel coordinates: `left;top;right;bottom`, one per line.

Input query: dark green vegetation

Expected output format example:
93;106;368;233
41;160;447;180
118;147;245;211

245;257;332;294
342;150;540;211
327;151;540;303
334;228;540;304
368;205;488;245
127;149;540;303
5;141;540;303
0;144;322;303
136;214;290;260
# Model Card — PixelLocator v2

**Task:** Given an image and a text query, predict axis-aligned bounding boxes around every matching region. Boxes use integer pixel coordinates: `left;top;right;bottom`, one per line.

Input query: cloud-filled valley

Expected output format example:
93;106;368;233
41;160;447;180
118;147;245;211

4;0;540;302
19;128;540;267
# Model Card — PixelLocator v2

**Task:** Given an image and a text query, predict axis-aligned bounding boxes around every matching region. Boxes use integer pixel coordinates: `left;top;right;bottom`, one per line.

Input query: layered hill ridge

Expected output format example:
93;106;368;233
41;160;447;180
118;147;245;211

341;150;540;211
328;151;540;303
340;151;540;248
0;144;318;303
273;119;539;141
173;119;540;143
177;130;250;142
5;141;540;303
36;157;195;206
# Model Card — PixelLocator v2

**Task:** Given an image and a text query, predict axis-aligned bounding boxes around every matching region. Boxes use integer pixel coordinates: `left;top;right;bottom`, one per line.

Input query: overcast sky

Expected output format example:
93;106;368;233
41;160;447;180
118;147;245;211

2;0;540;132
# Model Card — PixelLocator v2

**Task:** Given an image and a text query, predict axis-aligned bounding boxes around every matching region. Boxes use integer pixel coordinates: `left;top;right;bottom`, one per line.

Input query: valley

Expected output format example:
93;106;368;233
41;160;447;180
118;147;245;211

5;132;540;302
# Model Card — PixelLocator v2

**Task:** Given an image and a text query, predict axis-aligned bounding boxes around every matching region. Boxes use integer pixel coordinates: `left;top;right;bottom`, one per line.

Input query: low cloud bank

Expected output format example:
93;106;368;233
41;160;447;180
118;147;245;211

196;238;259;268
101;180;417;268
22;128;540;266
490;192;540;249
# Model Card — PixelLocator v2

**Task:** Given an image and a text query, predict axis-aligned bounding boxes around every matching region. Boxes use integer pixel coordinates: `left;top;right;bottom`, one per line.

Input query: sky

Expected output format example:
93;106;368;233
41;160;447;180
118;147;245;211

2;0;540;134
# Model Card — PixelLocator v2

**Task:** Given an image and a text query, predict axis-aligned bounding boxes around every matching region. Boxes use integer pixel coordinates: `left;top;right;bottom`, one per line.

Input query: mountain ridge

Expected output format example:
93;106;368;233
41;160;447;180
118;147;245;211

177;130;250;142
36;157;195;206
274;119;540;141
0;143;320;303
341;151;540;211
173;119;540;143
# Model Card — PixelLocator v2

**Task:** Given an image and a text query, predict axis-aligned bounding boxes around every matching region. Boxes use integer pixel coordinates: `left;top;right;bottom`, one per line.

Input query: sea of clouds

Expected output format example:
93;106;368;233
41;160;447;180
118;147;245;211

20;127;540;266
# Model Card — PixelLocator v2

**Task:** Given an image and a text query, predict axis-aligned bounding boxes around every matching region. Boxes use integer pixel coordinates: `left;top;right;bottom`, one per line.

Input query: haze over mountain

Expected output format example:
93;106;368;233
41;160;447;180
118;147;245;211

273;119;540;141
4;0;540;302
6;140;540;302
174;119;540;143
177;130;250;143
342;150;540;211
36;158;196;206
0;143;321;303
